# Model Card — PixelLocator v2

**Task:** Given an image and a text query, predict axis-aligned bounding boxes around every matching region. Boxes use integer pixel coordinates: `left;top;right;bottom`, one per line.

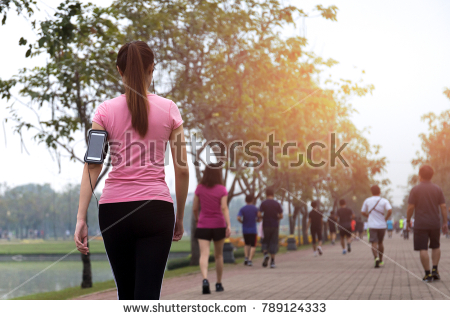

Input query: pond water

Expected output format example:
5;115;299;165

0;260;114;299
0;252;189;299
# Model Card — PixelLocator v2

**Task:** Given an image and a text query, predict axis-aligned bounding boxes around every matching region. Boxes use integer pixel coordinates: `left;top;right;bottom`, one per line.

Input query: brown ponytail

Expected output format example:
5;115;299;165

116;41;155;137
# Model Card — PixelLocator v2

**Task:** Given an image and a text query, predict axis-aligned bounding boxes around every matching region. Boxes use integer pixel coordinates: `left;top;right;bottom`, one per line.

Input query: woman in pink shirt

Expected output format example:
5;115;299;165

74;41;189;300
193;167;231;294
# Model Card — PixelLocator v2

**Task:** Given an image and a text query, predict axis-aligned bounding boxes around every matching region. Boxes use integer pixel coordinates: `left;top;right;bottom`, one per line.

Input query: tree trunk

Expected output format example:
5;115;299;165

291;205;301;235
190;213;200;266
190;164;202;266
81;215;92;288
81;243;92;288
302;213;309;245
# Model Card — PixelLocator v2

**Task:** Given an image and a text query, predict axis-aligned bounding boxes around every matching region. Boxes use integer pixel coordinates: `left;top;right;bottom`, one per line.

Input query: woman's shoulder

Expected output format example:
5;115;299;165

102;94;175;109
195;183;227;195
97;95;126;112
148;94;176;110
216;184;228;194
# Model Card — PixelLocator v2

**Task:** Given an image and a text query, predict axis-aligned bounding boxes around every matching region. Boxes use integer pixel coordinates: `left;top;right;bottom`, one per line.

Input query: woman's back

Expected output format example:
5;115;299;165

195;183;227;229
92;93;183;204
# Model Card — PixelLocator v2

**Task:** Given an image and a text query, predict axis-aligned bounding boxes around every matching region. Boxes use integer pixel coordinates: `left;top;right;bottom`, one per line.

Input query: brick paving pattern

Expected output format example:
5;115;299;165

75;235;450;300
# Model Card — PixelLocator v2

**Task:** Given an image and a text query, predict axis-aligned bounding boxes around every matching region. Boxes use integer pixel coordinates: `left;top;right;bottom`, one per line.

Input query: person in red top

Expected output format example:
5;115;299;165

193;166;231;294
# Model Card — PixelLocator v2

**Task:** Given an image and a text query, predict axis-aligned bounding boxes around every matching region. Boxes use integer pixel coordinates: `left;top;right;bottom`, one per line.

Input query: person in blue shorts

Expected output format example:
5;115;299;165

237;194;260;266
387;219;394;238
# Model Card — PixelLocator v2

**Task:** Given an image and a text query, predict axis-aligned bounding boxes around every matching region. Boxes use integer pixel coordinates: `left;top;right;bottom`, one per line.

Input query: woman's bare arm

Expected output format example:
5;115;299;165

75;122;104;254
193;195;200;222
169;125;189;241
221;195;231;237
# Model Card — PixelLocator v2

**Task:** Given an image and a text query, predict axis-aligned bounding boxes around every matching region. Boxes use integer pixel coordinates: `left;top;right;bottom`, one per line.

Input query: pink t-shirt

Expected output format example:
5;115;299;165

195;184;228;229
92;94;183;204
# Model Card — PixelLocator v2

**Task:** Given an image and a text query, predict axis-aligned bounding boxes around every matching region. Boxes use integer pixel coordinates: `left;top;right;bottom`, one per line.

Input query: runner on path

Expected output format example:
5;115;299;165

361;185;392;268
356;217;364;240
336;199;355;255
387;219;394;238
406;165;448;283
237;194;260;266
258;188;283;268
307;201;324;256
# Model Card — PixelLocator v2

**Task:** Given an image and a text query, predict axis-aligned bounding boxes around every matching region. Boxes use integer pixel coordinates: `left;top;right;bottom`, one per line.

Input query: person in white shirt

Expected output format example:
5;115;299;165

361;185;393;268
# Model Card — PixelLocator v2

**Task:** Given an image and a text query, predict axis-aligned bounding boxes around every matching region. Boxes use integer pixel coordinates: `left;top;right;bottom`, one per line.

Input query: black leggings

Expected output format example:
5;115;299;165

99;200;175;300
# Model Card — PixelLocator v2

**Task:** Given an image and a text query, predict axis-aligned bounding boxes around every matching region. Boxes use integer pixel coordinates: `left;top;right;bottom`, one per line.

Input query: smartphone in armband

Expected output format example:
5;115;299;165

84;129;108;164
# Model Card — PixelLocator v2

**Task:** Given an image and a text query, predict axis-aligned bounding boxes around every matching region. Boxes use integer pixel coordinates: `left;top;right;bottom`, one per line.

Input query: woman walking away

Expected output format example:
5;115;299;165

74;41;189;300
193;166;231;294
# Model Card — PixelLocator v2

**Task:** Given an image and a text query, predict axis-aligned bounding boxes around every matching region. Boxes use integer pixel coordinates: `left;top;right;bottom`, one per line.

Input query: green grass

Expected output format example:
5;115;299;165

12;244;313;300
0;239;190;255
13;263;206;300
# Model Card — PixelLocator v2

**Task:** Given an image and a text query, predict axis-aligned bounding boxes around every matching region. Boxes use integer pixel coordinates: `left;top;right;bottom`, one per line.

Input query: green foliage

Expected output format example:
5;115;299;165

0;0;123;165
0;0;388;255
0;0;36;25
0;183;98;239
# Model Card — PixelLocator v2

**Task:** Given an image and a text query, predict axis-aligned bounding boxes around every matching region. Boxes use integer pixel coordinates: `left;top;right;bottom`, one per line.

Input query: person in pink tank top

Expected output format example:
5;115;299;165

74;41;189;300
193;166;231;294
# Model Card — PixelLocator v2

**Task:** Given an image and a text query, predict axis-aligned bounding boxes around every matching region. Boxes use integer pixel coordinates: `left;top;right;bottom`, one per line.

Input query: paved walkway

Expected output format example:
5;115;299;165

76;234;450;300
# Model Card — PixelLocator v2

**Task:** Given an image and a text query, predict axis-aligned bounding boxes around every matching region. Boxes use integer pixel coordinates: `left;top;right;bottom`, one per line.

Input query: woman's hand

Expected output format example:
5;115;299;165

226;226;231;238
74;219;89;255
173;219;184;241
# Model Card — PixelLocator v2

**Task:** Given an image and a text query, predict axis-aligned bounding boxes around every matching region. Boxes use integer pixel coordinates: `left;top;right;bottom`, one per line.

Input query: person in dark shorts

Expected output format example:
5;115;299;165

258;188;283;268
237;194;260;266
355;217;364;240
193;167;231;294
307;201;323;256
406;165;448;283
361;185;392;268
337;199;355;255
328;212;337;245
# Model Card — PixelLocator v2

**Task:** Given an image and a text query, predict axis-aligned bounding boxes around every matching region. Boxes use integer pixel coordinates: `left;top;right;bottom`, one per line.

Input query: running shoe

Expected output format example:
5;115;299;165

262;254;270;267
432;269;440;281
270;261;276;268
374;257;380;268
331;240;335;245
202;279;211;294
313;251;318;257
379;261;384;267
423;274;434;283
216;283;224;292
247;260;253;267
342;249;347;255
244;259;248;266
318;246;323;255
347;243;351;253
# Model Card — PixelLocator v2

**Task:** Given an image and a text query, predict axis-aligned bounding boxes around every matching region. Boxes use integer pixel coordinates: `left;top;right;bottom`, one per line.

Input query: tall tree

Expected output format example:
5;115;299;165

113;0;339;263
410;87;450;201
0;0;122;288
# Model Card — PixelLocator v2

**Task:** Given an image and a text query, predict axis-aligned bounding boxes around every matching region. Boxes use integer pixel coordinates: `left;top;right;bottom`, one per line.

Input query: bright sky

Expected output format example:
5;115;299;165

1;0;450;206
